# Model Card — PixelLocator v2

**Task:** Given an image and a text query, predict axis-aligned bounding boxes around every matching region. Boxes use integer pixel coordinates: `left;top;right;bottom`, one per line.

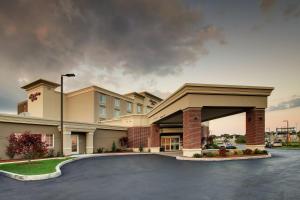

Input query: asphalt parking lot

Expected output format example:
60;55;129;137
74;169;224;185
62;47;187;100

1;149;300;200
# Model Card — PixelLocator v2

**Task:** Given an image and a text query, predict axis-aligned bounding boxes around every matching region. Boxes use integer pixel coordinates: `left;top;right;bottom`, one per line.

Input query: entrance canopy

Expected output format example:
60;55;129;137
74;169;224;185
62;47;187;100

147;83;274;124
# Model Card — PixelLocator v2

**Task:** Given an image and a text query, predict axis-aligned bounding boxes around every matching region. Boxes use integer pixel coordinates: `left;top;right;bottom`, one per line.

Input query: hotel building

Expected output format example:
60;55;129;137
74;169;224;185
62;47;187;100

0;79;273;159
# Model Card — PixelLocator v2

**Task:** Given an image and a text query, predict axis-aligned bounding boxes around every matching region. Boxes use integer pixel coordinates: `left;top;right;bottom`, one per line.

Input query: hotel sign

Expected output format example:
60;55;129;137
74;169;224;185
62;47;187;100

29;92;41;102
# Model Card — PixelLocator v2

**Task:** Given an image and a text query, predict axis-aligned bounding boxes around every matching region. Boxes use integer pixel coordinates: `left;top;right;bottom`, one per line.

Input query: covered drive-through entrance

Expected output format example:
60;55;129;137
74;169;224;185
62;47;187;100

128;83;273;157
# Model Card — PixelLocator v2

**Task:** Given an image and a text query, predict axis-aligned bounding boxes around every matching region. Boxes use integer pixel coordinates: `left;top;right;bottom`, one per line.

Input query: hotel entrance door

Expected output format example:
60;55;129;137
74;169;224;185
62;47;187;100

161;136;181;151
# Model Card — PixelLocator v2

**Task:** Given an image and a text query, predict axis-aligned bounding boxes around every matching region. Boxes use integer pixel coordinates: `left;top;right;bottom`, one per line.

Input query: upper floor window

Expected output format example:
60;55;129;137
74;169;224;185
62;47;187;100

137;104;142;114
114;109;120;118
99;106;106;118
127;102;132;113
99;94;106;105
114;98;120;109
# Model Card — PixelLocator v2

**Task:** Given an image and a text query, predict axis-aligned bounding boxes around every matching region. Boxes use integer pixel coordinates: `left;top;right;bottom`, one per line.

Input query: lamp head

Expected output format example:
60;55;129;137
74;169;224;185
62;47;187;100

63;73;75;77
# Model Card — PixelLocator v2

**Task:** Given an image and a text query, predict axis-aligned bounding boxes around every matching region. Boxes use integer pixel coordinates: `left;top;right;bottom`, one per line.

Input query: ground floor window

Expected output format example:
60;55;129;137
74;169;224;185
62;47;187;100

42;134;54;148
161;136;181;151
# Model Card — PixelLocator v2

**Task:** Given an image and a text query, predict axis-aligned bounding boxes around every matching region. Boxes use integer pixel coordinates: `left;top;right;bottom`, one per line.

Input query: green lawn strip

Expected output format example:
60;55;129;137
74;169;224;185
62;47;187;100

0;158;73;175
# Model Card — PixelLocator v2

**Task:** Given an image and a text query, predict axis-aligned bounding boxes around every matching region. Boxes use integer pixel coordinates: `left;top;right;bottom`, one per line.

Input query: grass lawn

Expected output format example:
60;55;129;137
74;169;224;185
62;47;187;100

0;158;72;175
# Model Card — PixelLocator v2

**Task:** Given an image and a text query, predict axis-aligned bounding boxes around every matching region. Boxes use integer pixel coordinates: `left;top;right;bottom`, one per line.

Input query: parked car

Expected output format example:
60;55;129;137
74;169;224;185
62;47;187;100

272;142;283;147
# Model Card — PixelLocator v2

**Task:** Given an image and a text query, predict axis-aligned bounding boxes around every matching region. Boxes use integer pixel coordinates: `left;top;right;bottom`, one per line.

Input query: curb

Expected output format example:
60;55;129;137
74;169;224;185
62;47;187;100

0;152;152;181
176;153;272;161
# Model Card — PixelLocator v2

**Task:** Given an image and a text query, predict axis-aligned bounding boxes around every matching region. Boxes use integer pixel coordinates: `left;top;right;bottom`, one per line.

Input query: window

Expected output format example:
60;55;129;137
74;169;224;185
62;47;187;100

44;134;54;148
99;106;106;118
99;94;106;119
114;98;120;109
137;104;142;113
114;109;120;118
99;94;106;105
127;102;132;113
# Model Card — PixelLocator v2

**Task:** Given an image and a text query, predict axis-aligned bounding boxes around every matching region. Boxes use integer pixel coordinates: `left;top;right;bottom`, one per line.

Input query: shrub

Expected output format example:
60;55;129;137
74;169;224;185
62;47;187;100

119;137;128;149
205;152;215;157
205;143;219;149
139;145;143;152
243;149;253;155
6;134;18;159
47;149;55;158
116;148;122;152
6;132;48;160
226;146;237;149
112;141;117;152
56;151;64;157
233;150;243;156
97;147;104;153
219;146;227;157
193;153;202;158
254;149;268;155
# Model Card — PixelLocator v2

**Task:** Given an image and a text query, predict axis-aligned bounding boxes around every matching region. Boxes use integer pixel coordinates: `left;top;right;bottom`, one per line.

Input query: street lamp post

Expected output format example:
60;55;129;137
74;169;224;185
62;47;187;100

283;120;289;146
61;73;75;154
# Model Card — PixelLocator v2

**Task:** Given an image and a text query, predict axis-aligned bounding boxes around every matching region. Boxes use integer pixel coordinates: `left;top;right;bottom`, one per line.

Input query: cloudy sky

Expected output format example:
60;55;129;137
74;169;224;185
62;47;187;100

0;0;299;134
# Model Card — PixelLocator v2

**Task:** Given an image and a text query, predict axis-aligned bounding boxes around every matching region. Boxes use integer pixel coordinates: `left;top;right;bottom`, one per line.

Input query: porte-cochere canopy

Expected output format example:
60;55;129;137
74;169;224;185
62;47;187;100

129;83;274;157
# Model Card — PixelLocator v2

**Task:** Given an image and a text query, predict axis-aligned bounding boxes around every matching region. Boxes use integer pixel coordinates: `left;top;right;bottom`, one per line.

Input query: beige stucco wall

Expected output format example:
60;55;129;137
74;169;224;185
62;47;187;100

100;114;149;127
66;90;95;123
149;94;269;124
27;85;44;118
0;122;61;160
93;129;127;152
95;92;133;121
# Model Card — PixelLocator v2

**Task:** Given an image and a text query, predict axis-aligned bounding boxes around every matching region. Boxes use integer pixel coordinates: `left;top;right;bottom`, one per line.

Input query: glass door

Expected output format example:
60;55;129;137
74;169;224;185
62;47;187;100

161;136;181;151
71;135;79;154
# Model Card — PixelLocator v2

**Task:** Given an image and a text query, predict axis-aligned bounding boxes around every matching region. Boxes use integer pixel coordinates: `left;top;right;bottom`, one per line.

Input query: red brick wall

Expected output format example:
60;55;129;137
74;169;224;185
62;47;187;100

149;124;160;147
128;127;150;148
128;124;160;148
183;108;202;149
246;108;265;145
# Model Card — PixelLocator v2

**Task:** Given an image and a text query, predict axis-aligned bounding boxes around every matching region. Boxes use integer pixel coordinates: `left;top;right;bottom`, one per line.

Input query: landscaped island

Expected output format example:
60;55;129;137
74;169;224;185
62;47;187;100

193;148;268;158
0;158;71;175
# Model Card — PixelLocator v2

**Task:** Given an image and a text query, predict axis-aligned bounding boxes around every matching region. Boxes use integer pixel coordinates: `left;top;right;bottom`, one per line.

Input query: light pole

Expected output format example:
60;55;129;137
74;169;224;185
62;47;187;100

283;120;289;146
61;73;75;154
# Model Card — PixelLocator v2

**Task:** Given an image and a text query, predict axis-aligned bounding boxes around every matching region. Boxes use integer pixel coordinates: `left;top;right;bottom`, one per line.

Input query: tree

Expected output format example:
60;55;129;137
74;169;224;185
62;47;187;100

235;135;246;144
6;132;48;161
6;134;18;159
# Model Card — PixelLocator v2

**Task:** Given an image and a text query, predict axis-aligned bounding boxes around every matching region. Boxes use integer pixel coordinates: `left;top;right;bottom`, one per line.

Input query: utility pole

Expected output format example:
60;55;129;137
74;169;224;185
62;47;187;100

283;120;289;146
61;73;75;154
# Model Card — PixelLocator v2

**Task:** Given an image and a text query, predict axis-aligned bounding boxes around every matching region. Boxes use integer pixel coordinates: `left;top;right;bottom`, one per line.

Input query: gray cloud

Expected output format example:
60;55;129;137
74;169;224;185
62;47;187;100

260;0;276;13
283;3;300;18
0;0;224;76
0;0;225;112
268;97;300;111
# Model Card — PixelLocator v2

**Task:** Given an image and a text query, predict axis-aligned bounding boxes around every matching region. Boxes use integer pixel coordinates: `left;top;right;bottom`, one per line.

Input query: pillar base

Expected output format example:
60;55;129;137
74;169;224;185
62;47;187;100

246;145;265;150
150;147;160;153
182;148;202;157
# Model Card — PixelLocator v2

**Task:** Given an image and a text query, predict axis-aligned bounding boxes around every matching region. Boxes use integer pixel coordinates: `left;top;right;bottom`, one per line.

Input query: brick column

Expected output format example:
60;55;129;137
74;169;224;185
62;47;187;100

149;124;160;152
183;108;202;157
246;108;265;150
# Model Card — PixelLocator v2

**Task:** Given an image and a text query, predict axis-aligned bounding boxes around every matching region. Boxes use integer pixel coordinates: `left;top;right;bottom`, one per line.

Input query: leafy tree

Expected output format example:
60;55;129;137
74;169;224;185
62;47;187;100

6;134;18;159
235;135;246;144
6;132;48;161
